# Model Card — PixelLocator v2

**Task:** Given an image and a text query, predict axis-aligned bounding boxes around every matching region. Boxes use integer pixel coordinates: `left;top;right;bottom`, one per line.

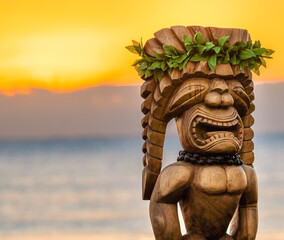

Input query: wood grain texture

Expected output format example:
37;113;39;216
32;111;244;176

144;38;164;57
141;112;150;128
154;28;186;53
147;126;165;147
141;93;152;114
171;25;194;44
244;128;254;140
241;152;255;164
153;86;168;107
142;166;159;200
241;140;254;153
146;152;162;174
159;75;175;97
146;139;163;160
141;79;156;99
242;115;254;128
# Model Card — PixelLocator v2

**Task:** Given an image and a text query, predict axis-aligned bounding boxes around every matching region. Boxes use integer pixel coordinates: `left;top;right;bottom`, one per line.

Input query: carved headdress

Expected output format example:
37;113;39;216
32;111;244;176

137;26;259;200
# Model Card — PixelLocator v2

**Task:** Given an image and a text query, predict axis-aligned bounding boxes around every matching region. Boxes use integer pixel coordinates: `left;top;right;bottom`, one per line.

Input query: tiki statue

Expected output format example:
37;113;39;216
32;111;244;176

127;26;274;240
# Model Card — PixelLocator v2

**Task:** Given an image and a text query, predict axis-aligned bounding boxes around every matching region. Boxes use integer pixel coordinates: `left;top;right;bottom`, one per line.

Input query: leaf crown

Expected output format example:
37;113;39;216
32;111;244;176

126;32;274;82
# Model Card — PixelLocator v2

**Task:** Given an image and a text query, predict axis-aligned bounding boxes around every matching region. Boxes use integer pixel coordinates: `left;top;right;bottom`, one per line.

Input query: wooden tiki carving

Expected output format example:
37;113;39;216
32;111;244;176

140;26;258;240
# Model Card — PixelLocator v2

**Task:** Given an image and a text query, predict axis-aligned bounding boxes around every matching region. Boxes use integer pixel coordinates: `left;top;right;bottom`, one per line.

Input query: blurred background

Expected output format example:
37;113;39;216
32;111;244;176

0;0;283;239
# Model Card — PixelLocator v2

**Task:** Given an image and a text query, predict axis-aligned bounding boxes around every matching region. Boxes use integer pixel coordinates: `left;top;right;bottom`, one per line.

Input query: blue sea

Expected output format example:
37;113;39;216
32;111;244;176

0;135;283;239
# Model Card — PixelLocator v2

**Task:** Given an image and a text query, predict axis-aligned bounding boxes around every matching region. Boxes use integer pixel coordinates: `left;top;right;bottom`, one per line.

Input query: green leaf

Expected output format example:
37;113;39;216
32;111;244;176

240;60;249;70
263;49;275;56
190;54;203;62
202;56;209;61
213;46;221;54
153;69;164;82
125;45;138;54
208;54;217;71
180;56;190;68
137;61;148;70
252;48;266;56
230;54;237;65
260;57;266;68
144;55;155;62
153;51;165;60
197;45;207;54
176;54;188;63
132;59;144;66
223;51;230;63
194;32;206;45
137;69;145;77
132;40;139;46
239;49;256;60
144;69;153;78
183;35;193;45
163;45;177;55
253;40;261;48
167;61;175;68
205;42;215;51
148;61;161;70
246;40;252;49
161;61;167;71
252;68;260;75
262;55;272;59
218;36;229;47
133;45;142;55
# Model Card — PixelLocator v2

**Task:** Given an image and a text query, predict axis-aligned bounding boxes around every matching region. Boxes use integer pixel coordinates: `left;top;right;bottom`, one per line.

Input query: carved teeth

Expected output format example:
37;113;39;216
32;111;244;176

196;139;205;145
205;139;211;144
191;115;243;145
196;117;202;122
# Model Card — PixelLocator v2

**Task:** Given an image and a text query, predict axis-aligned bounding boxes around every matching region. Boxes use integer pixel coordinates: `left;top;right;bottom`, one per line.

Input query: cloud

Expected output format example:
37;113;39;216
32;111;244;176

0;82;283;140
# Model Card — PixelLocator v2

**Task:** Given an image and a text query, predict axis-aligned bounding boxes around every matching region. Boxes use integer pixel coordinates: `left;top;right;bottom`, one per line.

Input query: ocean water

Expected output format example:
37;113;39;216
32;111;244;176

0;135;283;239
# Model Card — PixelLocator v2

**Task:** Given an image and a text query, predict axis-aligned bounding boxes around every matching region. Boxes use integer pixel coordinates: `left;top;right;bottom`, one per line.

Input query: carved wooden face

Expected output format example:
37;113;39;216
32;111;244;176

174;78;250;154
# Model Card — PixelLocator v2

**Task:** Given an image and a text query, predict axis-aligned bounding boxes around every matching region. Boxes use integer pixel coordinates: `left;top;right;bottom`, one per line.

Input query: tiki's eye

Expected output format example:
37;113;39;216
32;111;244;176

170;84;206;110
232;86;250;107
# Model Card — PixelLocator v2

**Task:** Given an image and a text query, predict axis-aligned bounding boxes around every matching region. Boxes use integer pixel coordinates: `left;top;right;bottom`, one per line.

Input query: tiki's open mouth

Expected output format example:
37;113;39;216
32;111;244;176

191;115;243;149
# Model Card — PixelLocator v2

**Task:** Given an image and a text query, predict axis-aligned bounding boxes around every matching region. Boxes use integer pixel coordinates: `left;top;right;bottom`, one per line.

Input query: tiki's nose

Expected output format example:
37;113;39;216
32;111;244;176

204;78;234;107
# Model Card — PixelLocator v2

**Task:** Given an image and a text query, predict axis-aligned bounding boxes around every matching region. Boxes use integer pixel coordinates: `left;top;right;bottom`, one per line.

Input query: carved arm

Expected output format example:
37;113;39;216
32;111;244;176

230;165;258;240
149;162;194;240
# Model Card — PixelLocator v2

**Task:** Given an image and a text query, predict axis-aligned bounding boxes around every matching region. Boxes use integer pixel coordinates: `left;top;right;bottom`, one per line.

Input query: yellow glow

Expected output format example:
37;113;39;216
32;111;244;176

0;0;283;95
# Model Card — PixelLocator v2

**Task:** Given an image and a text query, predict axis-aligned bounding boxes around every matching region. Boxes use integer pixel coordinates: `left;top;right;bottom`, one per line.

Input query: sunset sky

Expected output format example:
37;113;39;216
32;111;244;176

0;0;283;95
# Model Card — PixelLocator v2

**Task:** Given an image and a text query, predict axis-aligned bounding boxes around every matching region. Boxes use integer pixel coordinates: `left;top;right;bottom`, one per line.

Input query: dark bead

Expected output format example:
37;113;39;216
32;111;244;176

231;155;236;160
179;150;185;155
228;160;234;165
215;156;223;161
201;156;207;160
177;156;183;161
190;157;197;162
240;159;244;165
193;153;199;158
224;155;230;160
198;159;206;165
184;153;191;161
207;159;214;165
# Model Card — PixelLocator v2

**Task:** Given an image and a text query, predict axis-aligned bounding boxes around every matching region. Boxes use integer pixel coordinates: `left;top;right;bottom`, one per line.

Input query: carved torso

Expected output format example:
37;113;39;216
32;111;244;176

194;165;247;194
154;161;254;239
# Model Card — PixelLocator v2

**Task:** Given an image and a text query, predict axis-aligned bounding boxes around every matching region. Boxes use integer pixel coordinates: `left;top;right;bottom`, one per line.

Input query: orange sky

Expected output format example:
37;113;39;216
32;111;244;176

0;0;283;95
